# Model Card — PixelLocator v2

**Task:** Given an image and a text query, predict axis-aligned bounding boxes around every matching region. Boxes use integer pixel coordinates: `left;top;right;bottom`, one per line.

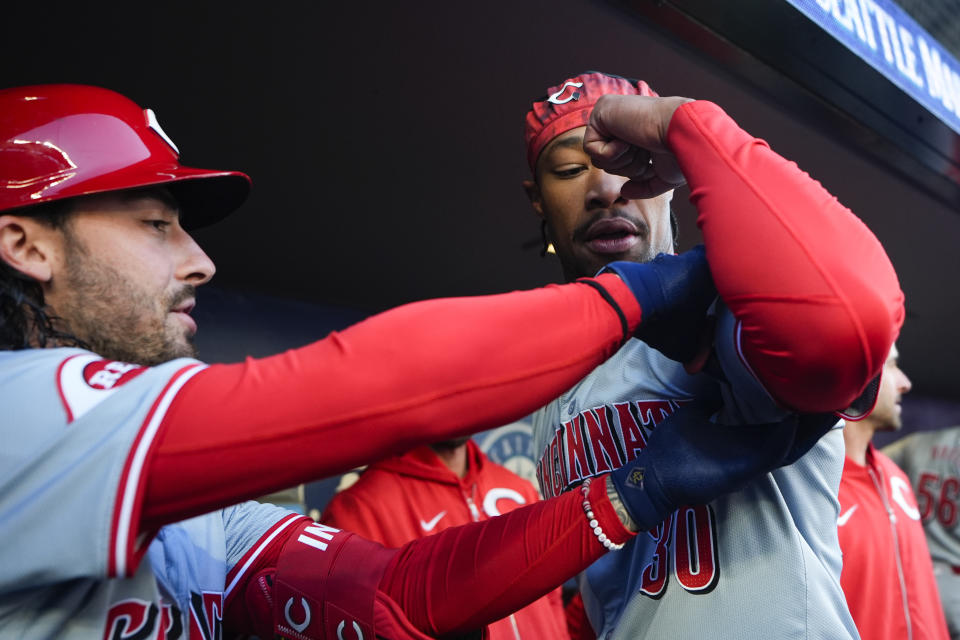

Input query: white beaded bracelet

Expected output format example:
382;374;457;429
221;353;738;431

580;477;625;551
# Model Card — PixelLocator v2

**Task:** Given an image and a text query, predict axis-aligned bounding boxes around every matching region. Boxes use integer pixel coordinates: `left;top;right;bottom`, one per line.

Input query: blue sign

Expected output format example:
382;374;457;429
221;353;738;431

785;0;960;135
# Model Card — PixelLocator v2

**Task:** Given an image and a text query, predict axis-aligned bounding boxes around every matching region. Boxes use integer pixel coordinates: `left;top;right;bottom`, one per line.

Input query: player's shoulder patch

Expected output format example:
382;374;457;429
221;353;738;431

57;354;148;423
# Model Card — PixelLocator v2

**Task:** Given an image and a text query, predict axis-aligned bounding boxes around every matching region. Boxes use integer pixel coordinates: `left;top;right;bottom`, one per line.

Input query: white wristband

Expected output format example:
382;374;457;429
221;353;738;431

581;477;625;551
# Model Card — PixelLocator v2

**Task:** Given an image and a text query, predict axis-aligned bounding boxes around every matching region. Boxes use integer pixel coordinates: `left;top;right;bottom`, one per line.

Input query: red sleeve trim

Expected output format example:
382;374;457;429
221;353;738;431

55;354;79;423
224;513;309;602
107;362;207;577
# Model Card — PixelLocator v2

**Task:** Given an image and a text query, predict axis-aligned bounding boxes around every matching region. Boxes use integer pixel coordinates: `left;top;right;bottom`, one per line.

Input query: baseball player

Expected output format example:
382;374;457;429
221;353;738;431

520;72;905;639
0;84;830;639
886;424;960;640
321;436;569;639
837;344;949;639
883;429;960;638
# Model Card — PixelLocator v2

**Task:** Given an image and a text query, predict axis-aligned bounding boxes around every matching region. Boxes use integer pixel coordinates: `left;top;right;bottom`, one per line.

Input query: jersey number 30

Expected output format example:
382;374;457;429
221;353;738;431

640;504;718;597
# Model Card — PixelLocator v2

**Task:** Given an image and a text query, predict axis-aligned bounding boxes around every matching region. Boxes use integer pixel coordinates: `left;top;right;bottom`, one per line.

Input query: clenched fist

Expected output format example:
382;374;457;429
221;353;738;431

583;95;693;199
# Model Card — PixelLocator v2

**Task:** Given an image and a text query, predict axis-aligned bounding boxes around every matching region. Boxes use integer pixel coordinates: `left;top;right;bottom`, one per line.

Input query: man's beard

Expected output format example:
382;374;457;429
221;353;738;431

55;235;198;366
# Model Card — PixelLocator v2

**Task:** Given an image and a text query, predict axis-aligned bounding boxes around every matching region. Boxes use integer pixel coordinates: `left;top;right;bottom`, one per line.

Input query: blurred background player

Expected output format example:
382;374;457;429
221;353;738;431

519;71;904;639
838;344;949;639
322;436;568;639
883;417;960;638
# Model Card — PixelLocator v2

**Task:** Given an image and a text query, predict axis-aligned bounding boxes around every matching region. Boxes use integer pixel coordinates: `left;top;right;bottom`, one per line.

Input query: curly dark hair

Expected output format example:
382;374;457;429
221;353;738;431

0;200;88;351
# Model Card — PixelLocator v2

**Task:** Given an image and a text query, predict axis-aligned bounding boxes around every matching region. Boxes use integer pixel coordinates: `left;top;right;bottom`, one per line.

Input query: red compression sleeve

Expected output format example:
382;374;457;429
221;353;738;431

379;476;630;636
222;478;629;638
668;101;904;412
141;275;639;529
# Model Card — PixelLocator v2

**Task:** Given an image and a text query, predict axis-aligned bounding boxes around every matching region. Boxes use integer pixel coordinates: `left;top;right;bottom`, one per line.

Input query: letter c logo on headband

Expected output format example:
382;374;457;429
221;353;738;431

547;81;584;105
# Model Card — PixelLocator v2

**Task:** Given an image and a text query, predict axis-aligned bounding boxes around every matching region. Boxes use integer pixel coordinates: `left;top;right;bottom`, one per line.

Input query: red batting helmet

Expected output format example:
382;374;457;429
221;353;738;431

0;84;250;229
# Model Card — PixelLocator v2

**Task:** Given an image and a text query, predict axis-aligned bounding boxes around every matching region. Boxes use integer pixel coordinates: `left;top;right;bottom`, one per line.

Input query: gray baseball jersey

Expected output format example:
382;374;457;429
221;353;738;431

532;306;857;640
884;427;960;637
0;347;297;639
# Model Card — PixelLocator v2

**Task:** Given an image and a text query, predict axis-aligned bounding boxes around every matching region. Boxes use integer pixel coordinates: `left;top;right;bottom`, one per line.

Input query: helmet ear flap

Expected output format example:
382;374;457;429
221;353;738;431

0;84;250;229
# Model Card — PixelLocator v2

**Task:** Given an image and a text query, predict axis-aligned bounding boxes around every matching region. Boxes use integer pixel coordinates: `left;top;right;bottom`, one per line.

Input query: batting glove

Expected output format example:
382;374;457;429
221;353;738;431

608;401;838;531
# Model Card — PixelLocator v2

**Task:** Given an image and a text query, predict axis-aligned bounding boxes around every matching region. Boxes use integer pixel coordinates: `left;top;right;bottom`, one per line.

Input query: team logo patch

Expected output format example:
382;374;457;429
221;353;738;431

337;619;364;640
625;466;646;489
57;354;149;423
83;360;147;390
890;475;921;520
284;597;311;633
476;420;536;485
547;81;584;105
482;487;526;517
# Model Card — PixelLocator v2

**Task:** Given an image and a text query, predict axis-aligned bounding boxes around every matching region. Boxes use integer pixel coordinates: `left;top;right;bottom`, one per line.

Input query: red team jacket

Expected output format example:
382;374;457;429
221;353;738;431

322;440;569;640
838;443;950;640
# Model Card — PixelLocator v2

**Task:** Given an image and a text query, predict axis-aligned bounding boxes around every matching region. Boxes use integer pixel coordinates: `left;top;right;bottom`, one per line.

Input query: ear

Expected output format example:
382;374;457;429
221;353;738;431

522;179;545;220
0;215;58;283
